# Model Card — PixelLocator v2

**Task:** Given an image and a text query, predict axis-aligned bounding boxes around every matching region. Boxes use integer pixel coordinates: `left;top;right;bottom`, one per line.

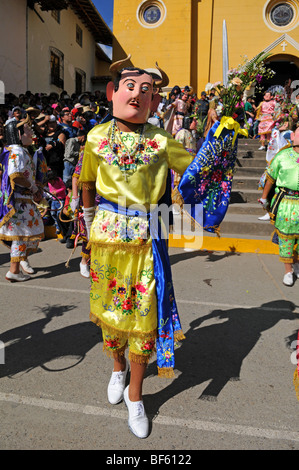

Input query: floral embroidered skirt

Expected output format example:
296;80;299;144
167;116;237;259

272;195;299;239
0;195;44;244
88;208;158;362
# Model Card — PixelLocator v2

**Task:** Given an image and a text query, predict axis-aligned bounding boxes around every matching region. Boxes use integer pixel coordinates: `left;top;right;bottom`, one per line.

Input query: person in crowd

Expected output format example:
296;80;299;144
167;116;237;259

204;99;218;138
59;109;78;139
62;130;86;183
43;116;66;178
244;96;256;135
58;178;75;249
258;127;299;287
194;91;209;122
46;169;66;236
11;106;23;122
258;91;276;150
70;149;92;278
0;119;44;280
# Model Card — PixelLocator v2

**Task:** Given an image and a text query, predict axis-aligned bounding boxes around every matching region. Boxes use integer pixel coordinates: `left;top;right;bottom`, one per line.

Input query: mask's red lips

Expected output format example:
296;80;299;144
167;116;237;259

130;102;139;108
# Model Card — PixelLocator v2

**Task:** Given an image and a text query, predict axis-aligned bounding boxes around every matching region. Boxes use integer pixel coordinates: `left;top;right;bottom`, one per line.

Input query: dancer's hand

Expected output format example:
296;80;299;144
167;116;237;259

258;198;269;209
70;196;79;213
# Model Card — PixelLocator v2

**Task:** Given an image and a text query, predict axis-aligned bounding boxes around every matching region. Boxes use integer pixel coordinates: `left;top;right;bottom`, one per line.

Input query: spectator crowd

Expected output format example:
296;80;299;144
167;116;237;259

0;80;298;256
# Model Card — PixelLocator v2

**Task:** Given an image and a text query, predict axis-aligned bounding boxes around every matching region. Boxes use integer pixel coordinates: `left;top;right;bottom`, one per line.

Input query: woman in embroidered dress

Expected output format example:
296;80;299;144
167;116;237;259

80;58;195;439
0;119;44;281
258;91;276;150
259;127;299;287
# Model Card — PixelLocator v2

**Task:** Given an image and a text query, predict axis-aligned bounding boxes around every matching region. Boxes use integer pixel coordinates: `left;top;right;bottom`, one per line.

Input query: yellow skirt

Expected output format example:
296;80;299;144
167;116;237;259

88;208;158;348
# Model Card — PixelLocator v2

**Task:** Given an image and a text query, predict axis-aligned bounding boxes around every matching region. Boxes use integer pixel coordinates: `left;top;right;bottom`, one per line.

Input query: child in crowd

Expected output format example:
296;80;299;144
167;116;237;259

46;169;66;236
59;178;75;249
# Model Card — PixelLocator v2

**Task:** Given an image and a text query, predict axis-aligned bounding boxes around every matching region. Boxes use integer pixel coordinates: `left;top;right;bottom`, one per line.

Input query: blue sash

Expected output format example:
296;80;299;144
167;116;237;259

98;197;184;378
0;147;15;229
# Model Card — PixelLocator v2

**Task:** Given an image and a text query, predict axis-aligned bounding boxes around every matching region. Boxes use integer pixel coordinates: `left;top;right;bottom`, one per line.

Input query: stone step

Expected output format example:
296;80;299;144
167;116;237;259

227;202;265;216
235;166;265;177
237;147;266;154
219;213;274;236
232;175;261;190
238;140;264;148
235;157;267;168
230;189;261;203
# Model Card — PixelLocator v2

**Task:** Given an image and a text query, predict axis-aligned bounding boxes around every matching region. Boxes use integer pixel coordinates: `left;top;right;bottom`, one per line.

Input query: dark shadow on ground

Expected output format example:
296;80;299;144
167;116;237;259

169;249;241;266
0;303;102;378
144;299;297;417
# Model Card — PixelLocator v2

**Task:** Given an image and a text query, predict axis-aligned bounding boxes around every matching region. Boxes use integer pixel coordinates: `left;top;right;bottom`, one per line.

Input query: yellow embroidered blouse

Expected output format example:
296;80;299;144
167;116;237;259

79;121;194;210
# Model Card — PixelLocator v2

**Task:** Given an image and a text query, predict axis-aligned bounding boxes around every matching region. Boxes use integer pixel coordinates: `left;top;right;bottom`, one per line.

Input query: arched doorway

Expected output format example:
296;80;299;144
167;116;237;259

255;54;299;102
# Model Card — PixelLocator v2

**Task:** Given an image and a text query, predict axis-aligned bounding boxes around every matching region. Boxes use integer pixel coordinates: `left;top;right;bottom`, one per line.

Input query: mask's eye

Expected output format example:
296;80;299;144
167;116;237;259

126;82;135;90
141;85;150;93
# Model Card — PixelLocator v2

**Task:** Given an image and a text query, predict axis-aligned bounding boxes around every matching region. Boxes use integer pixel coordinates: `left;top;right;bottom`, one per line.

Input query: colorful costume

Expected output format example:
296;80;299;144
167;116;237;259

258;99;276;137
80;119;193;377
171;98;188;136
0;145;44;259
266;146;299;263
72;150;90;261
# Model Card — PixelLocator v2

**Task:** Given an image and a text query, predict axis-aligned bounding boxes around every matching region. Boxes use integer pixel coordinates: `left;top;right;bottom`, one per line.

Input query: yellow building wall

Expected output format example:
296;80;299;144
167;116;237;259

203;0;299;91
113;0;192;88
113;0;299;94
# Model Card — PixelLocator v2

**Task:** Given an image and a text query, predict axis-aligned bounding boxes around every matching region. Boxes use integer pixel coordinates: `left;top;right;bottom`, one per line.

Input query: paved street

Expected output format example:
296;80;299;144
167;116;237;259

0;237;299;451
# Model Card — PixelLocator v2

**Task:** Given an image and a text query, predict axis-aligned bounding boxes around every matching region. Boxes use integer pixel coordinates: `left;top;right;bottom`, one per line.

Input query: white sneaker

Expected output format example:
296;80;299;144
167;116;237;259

124;386;149;439
20;260;35;274
258;213;270;221
258;145;266;150
80;262;90;278
293;263;299;279
107;362;128;405
283;272;294;287
5;270;31;282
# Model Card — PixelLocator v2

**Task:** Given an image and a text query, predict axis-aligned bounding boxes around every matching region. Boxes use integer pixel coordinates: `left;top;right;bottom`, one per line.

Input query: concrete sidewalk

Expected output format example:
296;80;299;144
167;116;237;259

0;239;298;450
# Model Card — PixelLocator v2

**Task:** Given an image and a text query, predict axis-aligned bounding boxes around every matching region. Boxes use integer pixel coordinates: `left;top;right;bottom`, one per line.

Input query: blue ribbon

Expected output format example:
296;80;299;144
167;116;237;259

98;197;183;376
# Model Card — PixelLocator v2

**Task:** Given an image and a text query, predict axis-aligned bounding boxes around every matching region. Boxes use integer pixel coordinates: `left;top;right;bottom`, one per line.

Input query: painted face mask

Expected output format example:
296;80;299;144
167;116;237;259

107;70;155;124
107;56;169;125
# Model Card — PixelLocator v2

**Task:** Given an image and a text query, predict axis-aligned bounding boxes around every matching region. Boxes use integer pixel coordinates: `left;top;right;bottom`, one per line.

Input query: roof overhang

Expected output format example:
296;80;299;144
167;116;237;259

68;0;113;46
28;0;113;46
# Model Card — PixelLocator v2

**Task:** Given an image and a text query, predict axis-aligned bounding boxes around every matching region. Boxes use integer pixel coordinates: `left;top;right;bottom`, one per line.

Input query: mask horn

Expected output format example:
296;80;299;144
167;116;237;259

154;62;169;89
109;54;132;79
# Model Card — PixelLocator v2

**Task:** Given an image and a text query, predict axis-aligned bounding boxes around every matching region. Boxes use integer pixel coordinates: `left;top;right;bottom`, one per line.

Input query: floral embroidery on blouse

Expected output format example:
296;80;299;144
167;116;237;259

97;136;160;175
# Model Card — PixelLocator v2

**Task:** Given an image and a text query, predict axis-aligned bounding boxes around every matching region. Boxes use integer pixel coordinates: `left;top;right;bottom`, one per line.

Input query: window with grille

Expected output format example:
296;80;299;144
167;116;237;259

75;68;86;94
51;10;61;23
76;25;83;47
50;48;64;89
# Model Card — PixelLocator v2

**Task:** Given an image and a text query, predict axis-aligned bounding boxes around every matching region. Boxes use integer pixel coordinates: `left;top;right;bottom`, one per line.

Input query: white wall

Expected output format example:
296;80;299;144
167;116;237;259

27;5;96;95
0;0;27;95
